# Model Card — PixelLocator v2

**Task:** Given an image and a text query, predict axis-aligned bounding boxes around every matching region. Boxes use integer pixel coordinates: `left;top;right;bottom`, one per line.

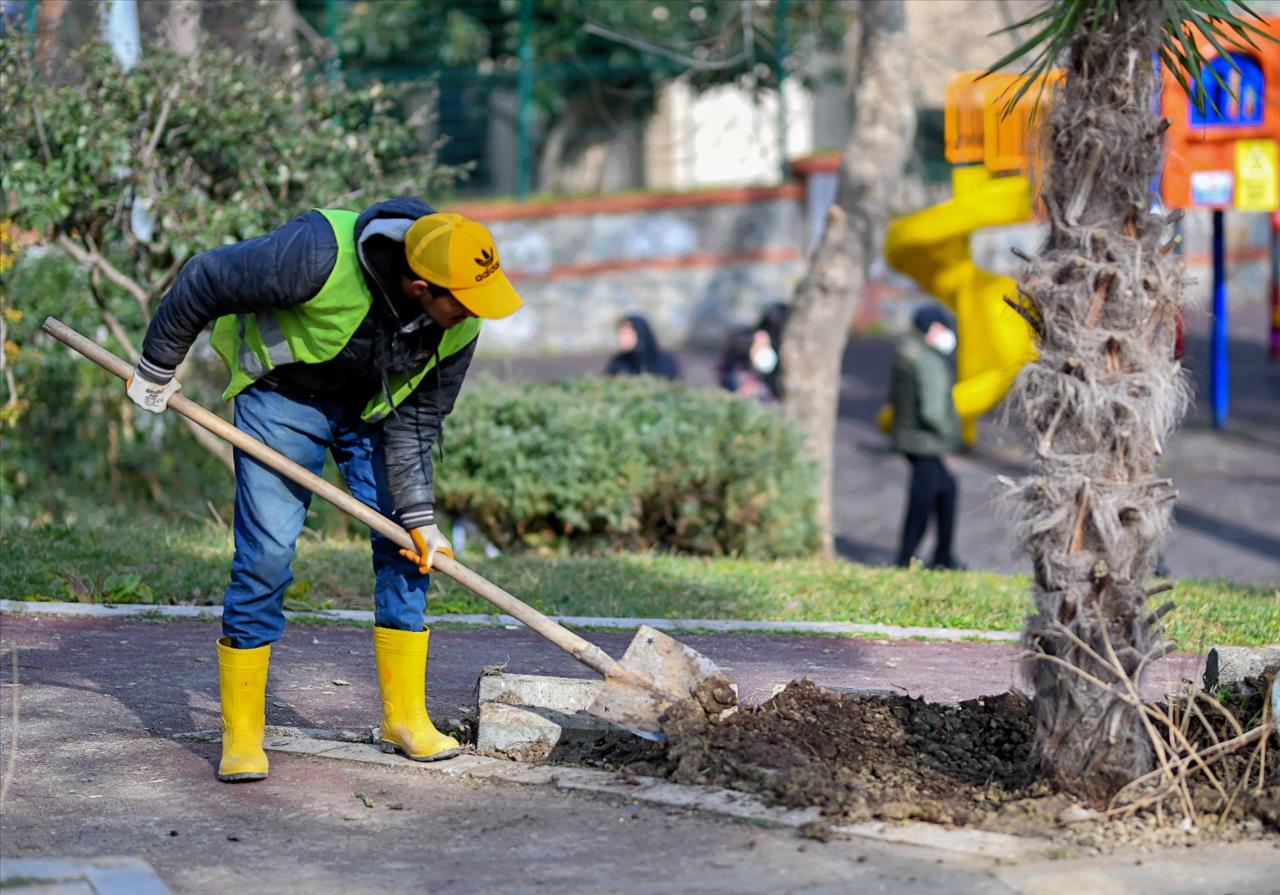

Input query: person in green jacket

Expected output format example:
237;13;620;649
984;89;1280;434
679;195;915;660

889;306;964;569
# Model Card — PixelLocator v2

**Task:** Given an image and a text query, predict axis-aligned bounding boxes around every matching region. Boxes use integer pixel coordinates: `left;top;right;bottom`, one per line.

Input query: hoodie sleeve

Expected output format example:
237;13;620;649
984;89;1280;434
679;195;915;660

136;211;338;384
381;334;478;529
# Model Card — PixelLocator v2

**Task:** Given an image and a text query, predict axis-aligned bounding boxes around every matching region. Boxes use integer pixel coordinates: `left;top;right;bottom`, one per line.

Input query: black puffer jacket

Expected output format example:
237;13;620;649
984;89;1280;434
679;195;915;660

138;197;477;529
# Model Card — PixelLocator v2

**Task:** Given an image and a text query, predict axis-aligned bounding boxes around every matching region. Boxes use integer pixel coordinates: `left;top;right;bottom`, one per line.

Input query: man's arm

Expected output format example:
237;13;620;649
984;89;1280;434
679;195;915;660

381;336;479;529
137;211;338;384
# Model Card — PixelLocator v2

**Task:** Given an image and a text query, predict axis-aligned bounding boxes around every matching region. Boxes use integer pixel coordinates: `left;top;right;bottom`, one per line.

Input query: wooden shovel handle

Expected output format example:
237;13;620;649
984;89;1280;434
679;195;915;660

42;317;623;679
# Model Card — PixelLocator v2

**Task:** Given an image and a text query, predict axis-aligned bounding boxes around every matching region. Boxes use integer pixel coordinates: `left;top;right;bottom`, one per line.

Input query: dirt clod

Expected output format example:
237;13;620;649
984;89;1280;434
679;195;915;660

797;821;833;842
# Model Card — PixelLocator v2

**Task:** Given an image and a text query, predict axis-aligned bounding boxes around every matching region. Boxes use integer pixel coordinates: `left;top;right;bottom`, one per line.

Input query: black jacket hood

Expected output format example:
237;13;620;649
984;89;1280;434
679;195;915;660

623;314;661;365
351;196;437;326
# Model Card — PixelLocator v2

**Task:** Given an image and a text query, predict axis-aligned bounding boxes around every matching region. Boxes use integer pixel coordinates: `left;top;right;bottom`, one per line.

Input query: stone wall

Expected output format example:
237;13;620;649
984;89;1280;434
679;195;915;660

455;185;1276;357
456;188;807;356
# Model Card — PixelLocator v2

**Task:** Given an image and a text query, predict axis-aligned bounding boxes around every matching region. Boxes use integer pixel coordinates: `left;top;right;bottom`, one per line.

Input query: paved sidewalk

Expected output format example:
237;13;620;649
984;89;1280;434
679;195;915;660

2;614;1270;895
0;614;1205;734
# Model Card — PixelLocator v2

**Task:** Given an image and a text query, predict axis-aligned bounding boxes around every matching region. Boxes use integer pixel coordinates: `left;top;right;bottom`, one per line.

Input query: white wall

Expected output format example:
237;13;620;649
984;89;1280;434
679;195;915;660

646;78;815;190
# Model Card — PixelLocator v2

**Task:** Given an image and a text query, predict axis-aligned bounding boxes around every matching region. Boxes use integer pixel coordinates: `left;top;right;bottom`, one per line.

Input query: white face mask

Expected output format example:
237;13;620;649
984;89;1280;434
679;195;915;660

750;344;778;374
928;329;957;356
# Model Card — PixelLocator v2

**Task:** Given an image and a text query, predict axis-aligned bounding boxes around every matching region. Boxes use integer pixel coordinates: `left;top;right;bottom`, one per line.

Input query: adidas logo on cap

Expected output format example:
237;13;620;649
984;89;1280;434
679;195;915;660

474;247;499;281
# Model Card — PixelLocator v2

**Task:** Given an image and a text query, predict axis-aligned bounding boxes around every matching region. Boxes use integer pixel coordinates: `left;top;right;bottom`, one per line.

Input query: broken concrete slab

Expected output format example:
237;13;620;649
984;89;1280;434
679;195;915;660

1202;646;1280;691
476;672;617;755
477;671;604;709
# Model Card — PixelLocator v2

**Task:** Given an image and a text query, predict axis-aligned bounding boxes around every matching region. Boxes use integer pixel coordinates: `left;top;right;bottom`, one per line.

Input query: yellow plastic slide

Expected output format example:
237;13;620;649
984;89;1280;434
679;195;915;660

882;166;1038;444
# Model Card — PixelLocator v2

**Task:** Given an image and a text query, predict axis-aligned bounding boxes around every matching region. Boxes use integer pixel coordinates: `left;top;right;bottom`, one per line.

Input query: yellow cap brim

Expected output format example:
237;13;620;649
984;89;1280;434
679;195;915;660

452;267;524;320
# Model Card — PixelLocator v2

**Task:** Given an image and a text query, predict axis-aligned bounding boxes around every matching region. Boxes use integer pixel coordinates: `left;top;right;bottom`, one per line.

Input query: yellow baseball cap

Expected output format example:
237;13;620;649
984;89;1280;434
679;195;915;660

404;213;524;319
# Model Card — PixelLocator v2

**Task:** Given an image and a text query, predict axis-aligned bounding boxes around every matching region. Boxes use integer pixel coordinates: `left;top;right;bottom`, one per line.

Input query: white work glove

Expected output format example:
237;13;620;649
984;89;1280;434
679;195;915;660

399;524;454;574
126;369;181;413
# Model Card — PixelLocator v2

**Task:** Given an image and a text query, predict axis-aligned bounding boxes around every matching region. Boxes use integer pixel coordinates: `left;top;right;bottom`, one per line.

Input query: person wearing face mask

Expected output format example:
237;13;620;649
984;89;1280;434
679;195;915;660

126;198;524;781
888;305;964;570
753;302;788;399
718;327;776;401
717;303;787;402
605;314;681;381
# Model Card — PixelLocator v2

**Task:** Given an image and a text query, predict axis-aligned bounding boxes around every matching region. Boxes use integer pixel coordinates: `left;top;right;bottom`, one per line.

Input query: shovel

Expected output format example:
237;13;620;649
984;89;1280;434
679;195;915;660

43;316;731;741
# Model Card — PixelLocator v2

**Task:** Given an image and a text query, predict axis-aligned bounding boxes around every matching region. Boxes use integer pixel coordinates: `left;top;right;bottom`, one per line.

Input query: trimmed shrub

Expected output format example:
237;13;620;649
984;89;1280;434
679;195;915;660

439;377;820;558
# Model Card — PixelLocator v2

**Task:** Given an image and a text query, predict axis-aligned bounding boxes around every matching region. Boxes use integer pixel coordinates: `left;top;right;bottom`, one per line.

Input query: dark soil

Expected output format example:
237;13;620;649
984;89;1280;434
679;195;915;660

547;679;1280;852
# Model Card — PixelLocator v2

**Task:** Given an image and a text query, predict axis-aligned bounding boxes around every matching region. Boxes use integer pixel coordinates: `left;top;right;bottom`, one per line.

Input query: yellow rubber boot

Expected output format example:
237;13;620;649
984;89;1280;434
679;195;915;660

216;637;270;783
373;626;461;762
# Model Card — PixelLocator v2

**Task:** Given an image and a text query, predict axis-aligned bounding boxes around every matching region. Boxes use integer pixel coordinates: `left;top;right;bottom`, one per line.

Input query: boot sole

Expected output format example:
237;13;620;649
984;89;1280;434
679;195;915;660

378;739;462;762
217;771;268;783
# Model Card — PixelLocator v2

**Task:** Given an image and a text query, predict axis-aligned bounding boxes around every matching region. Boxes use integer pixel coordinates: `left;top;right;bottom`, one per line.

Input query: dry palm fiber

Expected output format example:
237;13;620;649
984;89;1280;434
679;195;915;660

1002;3;1193;799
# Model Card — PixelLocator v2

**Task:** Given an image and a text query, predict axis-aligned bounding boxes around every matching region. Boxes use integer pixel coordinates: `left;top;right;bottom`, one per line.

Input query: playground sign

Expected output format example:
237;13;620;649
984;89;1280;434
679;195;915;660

1234;139;1278;212
1161;20;1280;212
1159;16;1280;428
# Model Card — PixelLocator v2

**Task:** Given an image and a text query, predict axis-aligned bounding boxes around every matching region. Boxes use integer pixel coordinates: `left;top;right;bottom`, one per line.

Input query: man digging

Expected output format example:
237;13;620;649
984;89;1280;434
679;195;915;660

127;198;523;781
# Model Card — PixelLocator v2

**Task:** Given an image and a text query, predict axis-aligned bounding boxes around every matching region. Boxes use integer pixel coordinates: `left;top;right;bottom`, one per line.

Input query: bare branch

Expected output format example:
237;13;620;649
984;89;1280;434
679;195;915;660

86;268;140;363
56;235;152;316
29;100;53;166
141;84;179;163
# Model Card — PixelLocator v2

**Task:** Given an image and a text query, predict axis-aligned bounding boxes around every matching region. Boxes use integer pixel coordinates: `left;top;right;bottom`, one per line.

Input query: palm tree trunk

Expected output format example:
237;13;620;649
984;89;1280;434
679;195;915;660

1008;3;1190;799
780;0;915;555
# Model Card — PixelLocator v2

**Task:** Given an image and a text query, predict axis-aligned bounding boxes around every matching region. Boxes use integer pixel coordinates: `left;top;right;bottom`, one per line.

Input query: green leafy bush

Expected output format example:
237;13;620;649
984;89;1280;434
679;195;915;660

440;377;821;558
0;25;458;528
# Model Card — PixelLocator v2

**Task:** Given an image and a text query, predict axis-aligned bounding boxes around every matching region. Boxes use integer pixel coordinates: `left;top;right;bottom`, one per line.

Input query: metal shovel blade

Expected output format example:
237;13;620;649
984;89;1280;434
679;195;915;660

586;625;730;742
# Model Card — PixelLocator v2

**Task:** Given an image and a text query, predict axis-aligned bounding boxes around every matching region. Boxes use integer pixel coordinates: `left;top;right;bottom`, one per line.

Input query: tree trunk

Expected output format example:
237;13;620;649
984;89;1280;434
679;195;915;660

34;0;69;76
164;0;202;58
1007;4;1189;800
780;0;915;556
257;0;300;60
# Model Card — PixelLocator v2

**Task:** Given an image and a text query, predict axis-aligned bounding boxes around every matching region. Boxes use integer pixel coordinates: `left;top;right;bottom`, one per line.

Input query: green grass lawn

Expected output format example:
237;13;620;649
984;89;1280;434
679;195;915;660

2;522;1275;648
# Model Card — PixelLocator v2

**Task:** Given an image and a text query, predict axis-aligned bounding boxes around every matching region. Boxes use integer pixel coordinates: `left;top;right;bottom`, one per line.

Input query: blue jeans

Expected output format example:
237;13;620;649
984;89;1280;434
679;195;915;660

223;385;430;649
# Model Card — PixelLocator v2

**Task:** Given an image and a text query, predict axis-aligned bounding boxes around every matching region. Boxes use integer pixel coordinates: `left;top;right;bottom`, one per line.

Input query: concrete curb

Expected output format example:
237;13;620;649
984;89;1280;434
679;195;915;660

262;733;1051;862
0;599;1021;643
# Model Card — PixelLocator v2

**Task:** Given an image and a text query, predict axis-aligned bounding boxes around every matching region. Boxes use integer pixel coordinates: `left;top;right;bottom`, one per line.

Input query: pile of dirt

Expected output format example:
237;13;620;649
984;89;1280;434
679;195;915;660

589;679;1045;827
557;679;1279;851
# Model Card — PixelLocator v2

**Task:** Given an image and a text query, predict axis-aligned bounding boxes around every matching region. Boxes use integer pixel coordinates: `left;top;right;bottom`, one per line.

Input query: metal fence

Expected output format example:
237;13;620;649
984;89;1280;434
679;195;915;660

13;0;944;201
301;0;820;200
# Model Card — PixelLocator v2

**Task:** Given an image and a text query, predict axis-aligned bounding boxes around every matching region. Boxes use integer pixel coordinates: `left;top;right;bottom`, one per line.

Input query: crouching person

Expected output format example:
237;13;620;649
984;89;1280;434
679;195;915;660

127;197;523;780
